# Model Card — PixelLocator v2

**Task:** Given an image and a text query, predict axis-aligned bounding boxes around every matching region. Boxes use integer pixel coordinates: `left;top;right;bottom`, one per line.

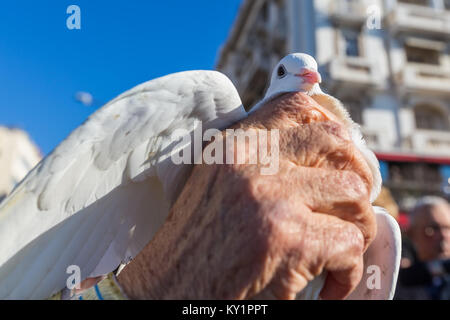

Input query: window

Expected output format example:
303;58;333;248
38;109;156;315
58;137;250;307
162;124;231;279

345;100;363;124
272;0;287;55
389;162;442;187
340;0;363;13
415;104;449;131
405;45;440;65
261;1;269;22
445;0;450;10
244;68;270;111
342;28;361;57
398;0;430;6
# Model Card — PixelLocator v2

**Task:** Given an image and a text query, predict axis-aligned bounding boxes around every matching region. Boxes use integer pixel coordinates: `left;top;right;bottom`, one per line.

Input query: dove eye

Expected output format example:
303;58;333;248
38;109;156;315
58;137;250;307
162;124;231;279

277;65;287;78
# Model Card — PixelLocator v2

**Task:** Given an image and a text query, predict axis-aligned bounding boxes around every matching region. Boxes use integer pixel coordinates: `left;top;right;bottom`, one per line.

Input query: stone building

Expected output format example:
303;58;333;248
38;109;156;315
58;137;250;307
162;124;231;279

216;0;450;209
0;127;42;202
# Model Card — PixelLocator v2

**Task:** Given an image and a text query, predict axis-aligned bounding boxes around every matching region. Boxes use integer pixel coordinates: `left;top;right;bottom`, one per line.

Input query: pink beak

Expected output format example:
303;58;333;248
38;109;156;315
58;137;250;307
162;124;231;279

295;69;322;84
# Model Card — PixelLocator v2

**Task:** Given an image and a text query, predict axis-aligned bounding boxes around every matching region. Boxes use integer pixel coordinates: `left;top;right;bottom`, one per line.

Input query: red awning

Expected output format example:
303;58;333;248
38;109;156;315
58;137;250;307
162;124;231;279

375;152;450;165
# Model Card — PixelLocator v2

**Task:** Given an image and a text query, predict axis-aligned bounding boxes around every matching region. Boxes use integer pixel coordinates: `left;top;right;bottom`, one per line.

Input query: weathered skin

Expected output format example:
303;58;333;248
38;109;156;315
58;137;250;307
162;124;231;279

116;92;377;300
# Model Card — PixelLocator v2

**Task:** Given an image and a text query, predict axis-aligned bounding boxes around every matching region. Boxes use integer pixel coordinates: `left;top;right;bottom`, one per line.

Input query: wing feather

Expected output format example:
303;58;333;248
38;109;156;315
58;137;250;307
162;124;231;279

0;70;246;299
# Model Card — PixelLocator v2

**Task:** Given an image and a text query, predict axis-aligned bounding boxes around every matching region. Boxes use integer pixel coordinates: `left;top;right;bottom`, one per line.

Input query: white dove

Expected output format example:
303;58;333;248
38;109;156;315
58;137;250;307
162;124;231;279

0;53;401;300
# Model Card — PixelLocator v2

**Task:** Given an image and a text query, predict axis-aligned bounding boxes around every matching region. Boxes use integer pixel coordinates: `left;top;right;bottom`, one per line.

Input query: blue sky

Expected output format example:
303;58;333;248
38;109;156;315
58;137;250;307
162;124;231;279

0;1;242;155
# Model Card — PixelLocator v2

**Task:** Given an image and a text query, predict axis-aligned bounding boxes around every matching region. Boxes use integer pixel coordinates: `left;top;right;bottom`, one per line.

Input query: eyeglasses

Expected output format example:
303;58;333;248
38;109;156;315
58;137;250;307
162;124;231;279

424;225;450;237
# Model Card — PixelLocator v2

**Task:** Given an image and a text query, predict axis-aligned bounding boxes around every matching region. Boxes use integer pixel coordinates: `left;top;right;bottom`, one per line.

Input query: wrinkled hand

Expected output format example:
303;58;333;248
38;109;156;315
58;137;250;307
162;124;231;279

117;92;376;300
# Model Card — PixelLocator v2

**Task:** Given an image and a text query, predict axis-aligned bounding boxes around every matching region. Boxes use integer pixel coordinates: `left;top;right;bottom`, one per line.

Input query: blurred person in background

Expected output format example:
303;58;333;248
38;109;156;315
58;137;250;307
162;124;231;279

395;196;450;300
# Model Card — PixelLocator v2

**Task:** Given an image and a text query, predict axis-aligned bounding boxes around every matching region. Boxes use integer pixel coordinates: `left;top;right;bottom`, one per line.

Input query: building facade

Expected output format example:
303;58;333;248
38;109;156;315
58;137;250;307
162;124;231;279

0;127;42;202
216;0;450;209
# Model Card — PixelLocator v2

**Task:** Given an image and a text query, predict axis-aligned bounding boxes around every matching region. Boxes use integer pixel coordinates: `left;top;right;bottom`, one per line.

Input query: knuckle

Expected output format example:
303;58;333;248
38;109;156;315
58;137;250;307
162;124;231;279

324;140;354;170
346;224;365;256
340;171;371;204
333;171;376;248
352;149;375;193
257;200;289;237
245;174;271;201
319;120;351;142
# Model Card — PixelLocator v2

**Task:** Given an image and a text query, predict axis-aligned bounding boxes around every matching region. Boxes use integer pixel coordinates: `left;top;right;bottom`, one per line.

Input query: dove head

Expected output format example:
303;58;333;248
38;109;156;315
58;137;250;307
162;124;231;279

264;53;322;100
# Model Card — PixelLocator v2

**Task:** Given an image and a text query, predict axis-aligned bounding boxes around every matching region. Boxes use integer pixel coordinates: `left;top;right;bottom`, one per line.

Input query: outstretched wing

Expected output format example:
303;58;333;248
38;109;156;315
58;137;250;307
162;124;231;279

0;70;247;299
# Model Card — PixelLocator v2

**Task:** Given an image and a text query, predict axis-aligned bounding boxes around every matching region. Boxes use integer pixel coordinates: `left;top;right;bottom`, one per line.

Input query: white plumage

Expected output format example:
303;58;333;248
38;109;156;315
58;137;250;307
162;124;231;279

0;71;246;299
0;54;401;300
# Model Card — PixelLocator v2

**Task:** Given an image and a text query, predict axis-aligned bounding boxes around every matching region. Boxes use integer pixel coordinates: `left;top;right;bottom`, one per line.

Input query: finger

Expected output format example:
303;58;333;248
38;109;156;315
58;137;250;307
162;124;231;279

277;121;377;250
319;255;364;300
277;122;373;191
310;213;365;299
230;97;374;195
234;92;374;192
250;267;309;300
296;168;376;251
257;204;366;300
254;166;377;250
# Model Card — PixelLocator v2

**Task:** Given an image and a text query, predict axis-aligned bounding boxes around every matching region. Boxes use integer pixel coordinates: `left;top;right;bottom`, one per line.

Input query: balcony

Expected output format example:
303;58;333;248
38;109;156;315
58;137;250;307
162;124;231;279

232;48;271;109
324;56;381;87
238;49;270;88
399;63;450;95
330;0;369;25
361;123;397;152
387;2;450;37
361;126;382;150
385;159;444;195
410;129;450;156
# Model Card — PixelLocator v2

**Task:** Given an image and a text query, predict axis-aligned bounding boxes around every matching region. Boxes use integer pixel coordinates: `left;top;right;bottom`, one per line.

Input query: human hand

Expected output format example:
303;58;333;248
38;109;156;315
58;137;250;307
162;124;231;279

116;92;376;300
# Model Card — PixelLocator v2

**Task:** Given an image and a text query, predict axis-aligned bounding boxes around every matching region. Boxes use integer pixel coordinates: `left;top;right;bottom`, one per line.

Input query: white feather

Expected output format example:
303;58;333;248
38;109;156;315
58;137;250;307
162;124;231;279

0;70;247;299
